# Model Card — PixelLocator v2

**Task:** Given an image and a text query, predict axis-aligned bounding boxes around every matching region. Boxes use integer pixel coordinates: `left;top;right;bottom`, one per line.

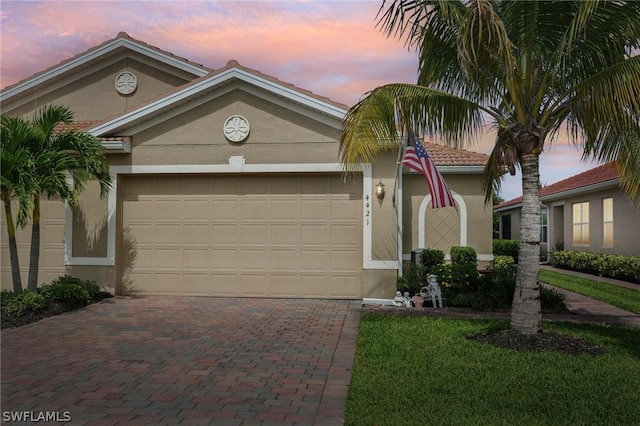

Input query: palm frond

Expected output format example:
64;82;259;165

339;83;484;171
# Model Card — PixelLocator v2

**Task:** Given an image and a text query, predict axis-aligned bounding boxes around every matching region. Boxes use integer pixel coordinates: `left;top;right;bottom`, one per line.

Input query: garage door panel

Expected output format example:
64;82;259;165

155;224;182;244
271;199;298;220
271;275;299;297
153;249;182;269
211;250;239;268
300;199;329;219
183;201;210;220
212;200;239;219
242;225;269;244
182;274;210;295
120;174;362;298
271;250;298;270
183;249;209;269
270;225;298;245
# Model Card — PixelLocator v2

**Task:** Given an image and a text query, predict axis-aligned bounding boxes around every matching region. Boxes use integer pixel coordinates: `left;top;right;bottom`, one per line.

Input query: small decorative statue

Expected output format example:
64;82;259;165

392;291;405;307
412;294;424;308
427;274;443;308
403;292;413;307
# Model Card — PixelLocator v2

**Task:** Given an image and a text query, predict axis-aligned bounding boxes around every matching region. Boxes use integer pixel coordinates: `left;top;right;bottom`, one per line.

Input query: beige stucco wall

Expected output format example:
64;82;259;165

109;89;340;167
559;187;640;256
2;56;193;121
1;200;67;290
403;172;493;259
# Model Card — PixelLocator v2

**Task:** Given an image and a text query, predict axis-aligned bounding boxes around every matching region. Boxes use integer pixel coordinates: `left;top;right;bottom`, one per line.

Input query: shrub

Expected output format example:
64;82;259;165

39;282;90;309
553;251;640;283
541;286;568;313
397;263;429;296
47;275;113;302
419;248;445;271
493;239;519;263
451;246;477;265
1;291;46;317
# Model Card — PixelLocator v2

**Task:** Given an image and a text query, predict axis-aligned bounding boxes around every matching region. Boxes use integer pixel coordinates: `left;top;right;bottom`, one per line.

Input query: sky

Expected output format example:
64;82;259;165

0;0;599;201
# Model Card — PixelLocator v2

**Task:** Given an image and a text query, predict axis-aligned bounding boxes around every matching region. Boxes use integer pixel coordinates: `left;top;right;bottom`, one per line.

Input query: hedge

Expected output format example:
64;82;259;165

552;250;640;284
493;239;519;263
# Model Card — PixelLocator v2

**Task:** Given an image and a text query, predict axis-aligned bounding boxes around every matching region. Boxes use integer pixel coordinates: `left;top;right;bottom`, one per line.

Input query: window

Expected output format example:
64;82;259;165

603;198;613;247
501;215;511;239
572;202;589;245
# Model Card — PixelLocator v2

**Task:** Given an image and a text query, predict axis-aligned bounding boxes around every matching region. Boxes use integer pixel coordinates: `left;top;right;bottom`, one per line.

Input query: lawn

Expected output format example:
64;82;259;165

540;269;640;315
346;315;640;426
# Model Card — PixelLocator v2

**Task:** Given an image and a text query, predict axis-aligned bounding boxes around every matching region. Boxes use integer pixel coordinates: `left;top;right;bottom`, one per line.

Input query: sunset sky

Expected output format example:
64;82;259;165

0;0;598;201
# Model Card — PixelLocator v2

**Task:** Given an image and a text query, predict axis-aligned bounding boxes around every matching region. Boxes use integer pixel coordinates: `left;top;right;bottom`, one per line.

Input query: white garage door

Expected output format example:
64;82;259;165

120;174;362;298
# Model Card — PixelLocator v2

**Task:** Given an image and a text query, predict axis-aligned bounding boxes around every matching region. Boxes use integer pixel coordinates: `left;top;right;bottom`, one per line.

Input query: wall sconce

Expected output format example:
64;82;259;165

375;180;386;202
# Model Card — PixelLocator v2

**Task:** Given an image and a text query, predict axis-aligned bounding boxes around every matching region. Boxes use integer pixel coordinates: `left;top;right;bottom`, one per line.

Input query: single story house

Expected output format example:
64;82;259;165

494;163;640;258
1;32;492;299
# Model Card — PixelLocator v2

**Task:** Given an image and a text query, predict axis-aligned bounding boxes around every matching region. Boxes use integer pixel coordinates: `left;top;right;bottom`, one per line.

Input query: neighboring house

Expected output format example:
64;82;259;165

1;32;492;299
494;163;640;259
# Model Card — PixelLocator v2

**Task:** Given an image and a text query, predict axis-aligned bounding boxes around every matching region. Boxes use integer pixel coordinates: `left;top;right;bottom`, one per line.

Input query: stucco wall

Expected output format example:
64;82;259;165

2;56;193;121
560;188;640;256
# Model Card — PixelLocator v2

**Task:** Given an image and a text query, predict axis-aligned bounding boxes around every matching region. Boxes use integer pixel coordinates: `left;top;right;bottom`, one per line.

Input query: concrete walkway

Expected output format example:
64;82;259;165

1;298;361;425
540;265;640;328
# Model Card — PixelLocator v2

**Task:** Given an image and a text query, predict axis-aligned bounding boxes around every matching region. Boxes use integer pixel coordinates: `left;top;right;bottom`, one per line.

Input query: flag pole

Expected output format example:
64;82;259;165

395;131;406;278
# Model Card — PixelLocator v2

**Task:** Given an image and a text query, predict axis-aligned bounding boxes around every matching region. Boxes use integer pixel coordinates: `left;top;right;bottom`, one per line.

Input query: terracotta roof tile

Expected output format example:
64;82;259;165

421;141;489;167
495;162;619;209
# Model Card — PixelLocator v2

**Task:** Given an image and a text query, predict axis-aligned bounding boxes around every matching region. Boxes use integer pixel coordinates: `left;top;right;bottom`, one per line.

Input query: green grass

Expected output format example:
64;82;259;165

346;315;640;426
540;269;640;315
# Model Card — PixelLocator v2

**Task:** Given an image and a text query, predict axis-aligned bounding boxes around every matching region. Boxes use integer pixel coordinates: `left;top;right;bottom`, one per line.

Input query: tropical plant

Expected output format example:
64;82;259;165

339;0;640;334
1;115;39;292
23;105;112;291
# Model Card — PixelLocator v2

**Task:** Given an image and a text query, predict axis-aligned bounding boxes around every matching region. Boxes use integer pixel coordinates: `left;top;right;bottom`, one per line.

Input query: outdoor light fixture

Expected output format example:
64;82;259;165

375;179;386;201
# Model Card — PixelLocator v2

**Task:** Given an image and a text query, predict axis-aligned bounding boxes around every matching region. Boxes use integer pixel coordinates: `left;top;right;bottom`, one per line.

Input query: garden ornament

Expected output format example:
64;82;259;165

392;291;405;307
427;274;443;308
403;292;413;307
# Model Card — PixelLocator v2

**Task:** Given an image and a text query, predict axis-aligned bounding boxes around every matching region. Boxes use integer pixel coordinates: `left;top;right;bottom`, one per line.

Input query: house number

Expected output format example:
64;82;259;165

364;194;371;226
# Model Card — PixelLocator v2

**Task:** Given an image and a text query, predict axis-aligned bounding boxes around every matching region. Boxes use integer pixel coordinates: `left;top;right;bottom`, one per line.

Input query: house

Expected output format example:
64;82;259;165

494;163;640;259
1;32;492;299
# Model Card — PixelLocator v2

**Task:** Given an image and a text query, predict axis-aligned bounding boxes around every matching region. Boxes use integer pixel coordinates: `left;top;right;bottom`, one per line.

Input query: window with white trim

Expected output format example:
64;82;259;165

603;198;613;247
572;202;589;245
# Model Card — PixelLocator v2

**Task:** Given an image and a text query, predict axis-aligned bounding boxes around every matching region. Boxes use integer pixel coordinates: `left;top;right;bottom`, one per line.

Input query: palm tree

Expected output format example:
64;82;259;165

24;105;112;291
340;0;640;334
1;116;39;292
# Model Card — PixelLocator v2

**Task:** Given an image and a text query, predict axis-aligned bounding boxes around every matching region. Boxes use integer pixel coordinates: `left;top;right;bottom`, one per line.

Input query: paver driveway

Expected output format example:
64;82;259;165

1;297;361;425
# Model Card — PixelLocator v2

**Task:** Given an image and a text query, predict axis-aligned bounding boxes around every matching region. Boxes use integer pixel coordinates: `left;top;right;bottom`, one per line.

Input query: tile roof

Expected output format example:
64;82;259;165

495;162;620;209
421;141;489;167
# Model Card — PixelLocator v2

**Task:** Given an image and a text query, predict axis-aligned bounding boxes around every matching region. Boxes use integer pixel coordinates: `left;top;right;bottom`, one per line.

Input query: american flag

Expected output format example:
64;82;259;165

402;135;456;209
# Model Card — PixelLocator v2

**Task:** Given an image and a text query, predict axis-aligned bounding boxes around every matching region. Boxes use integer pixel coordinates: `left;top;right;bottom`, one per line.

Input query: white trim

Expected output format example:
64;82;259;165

101;139;131;153
362;165;398;270
363;298;394;306
88;67;347;137
418;192;467;248
1;38;208;102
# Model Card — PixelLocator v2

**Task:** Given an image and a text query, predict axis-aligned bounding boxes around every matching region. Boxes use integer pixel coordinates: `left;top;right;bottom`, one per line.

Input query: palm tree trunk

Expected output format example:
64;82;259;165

27;196;41;291
3;198;23;293
510;152;542;334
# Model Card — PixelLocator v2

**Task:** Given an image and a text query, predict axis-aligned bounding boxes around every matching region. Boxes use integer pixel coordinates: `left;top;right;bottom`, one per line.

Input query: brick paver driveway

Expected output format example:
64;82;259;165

1;297;361;425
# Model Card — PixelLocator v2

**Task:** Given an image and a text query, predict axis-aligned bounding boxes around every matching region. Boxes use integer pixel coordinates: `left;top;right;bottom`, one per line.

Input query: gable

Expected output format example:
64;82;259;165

106;84;344;167
1;32;209;120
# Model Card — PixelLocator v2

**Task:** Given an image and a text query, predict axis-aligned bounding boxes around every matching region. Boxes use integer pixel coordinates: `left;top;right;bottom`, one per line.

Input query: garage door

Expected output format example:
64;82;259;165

120;174;362;298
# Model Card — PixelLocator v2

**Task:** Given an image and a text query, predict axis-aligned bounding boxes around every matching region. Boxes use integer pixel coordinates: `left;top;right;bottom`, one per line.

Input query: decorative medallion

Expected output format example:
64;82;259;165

223;115;250;143
115;71;137;95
